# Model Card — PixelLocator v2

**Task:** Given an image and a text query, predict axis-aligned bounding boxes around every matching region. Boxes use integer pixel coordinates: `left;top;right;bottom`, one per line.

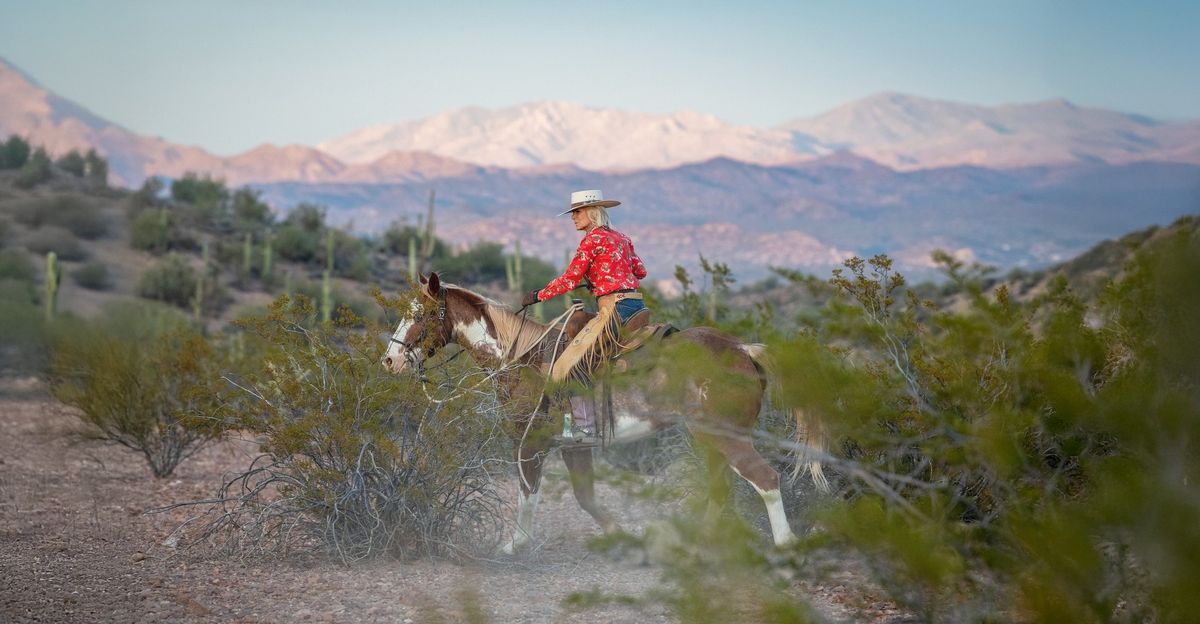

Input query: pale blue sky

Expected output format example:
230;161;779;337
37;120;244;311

2;0;1197;155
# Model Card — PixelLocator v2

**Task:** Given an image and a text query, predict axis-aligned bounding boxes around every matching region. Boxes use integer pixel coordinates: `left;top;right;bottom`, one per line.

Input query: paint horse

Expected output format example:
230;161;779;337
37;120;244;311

382;273;829;553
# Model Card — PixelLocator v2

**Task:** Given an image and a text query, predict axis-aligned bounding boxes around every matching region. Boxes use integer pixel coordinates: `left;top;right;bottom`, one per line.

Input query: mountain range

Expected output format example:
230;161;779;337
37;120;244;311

2;56;1197;280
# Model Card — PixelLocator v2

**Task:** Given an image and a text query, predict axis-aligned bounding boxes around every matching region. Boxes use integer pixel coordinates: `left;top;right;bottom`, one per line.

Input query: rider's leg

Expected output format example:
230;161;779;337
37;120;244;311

569;394;595;435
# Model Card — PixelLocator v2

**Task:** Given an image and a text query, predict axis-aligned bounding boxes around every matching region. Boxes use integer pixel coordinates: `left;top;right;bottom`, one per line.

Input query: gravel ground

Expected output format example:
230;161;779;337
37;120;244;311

0;378;907;623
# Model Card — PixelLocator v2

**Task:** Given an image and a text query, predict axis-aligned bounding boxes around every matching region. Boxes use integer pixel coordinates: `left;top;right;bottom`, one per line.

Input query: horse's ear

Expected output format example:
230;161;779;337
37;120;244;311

427;272;441;297
418;272;428;285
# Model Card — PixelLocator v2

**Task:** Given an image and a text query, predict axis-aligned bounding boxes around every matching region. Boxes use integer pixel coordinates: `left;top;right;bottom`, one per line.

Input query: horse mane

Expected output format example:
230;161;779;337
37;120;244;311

444;284;552;361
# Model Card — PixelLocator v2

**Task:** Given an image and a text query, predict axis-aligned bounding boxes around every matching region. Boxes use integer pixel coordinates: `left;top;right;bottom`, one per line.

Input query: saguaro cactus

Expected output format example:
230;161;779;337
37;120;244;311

514;239;523;289
242;232;253;281
261;233;273;283
43;252;59;320
321;229;334;322
421;190;436;261
408;236;417;283
193;241;209;321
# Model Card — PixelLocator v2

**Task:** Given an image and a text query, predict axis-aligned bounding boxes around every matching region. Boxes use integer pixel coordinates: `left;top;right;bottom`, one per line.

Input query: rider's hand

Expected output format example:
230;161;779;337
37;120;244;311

521;290;540;307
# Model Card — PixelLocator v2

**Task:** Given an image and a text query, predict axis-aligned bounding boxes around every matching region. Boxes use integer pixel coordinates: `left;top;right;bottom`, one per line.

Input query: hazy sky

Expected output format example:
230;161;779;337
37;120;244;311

2;0;1197;155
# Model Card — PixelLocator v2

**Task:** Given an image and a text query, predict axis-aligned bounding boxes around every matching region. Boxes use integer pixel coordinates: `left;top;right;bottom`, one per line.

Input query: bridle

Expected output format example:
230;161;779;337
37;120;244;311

389;289;448;379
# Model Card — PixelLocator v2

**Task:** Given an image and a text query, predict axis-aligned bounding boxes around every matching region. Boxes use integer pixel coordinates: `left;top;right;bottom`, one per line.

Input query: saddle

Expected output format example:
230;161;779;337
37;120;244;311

562;306;675;364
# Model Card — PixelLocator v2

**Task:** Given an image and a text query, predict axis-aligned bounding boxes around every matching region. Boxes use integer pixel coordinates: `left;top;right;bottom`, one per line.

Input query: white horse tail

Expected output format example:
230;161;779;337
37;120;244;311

739;343;831;494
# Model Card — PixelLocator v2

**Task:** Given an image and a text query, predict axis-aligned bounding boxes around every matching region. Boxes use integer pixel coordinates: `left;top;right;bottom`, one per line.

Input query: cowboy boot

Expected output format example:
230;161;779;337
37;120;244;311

568;395;598;445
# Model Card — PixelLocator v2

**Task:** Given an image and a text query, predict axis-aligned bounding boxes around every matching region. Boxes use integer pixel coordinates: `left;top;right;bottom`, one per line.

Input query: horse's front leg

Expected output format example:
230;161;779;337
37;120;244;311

561;448;620;535
501;439;546;555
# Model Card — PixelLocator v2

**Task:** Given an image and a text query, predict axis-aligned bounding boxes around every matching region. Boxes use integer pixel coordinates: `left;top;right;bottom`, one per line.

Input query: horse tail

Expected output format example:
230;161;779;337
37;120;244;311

739;343;831;494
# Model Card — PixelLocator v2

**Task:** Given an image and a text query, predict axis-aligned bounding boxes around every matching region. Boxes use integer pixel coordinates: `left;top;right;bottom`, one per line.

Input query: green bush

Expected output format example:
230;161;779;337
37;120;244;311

0;278;48;372
126;178;164;221
744;232;1200;621
49;302;228;477
23;226;87;261
172;173;229;229
231;187;273;234
84;149;108;187
129;208;194;254
0;248;35;282
438;241;507;284
0;135;31;170
71;261;112;290
137;253;197;308
273;223;319;263
187;297;505;560
55;150;86;177
14;147;52;189
10;194;108;239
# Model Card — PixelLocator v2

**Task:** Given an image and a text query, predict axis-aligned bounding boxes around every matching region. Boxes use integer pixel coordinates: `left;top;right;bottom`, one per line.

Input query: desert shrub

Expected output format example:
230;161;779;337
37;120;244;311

171;172;231;231
438;241;507;284
0;278;48;372
137;253;197;308
14;147;52;189
11;194;108;239
0;135;31;169
175;295;506;562
0;247;35;282
71;261;112;290
49;302;229;477
55;150;86;177
231;187;273;234
84;149;108;187
273;223;319;263
747;231;1200;621
126;177;165;221
129;208;194;253
23;226;87;261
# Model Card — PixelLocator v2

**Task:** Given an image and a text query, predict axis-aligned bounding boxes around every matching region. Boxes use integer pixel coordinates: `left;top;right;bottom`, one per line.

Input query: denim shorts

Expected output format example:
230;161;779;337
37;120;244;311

614;298;646;324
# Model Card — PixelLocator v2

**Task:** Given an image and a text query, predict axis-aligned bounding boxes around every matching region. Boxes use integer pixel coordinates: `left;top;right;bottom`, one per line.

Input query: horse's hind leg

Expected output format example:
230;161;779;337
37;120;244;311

501;442;546;555
702;443;731;526
561;448;620;535
698;432;797;546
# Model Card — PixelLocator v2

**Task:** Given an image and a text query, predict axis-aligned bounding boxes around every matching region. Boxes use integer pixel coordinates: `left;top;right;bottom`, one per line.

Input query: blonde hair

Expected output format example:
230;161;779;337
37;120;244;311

583;206;611;228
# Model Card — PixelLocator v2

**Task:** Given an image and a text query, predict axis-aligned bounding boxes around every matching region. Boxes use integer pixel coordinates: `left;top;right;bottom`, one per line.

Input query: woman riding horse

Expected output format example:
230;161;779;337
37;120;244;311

521;189;648;445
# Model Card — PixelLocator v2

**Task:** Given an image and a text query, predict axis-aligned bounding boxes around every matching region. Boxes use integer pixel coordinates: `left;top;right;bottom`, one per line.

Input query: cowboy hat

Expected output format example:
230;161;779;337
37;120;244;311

557;189;621;216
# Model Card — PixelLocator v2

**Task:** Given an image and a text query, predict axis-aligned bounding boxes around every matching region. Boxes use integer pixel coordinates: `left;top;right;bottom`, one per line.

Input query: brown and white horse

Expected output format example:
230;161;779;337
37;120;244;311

382;273;828;553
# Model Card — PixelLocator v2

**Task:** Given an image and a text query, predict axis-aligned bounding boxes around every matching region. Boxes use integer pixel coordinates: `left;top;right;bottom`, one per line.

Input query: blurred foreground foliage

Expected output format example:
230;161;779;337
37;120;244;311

630;222;1198;622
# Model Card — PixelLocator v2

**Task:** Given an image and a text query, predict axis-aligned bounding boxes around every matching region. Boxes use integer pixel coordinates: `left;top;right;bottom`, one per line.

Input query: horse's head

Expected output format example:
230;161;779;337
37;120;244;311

382;272;453;376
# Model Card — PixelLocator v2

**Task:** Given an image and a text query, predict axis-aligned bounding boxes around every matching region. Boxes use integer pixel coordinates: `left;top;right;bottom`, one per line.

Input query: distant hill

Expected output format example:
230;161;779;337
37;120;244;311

780;92;1200;170
5;57;1200;186
2;57;1197;280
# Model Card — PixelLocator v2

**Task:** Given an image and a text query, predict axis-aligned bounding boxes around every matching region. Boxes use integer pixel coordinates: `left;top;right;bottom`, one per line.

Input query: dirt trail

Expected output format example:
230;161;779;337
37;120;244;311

1;380;896;623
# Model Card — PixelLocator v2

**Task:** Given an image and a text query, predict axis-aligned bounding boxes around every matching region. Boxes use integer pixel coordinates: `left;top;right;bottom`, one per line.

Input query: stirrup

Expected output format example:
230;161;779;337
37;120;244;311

552;425;599;448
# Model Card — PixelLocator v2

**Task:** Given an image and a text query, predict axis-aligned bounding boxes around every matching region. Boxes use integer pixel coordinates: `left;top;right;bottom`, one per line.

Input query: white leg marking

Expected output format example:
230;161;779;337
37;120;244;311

501;489;541;554
731;466;797;546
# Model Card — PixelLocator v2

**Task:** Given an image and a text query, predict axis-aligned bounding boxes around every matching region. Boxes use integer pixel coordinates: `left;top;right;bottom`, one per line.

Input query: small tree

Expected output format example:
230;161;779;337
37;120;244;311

14;147;52;189
84;149;108;187
0;135;31;169
55;150;86;177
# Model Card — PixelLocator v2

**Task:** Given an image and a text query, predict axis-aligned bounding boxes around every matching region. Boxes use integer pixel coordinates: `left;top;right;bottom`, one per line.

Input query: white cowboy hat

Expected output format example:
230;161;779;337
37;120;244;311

557;189;621;216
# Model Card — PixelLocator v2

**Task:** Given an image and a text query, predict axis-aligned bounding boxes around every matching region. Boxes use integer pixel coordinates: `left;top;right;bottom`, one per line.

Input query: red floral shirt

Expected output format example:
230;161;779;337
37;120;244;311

537;226;647;301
